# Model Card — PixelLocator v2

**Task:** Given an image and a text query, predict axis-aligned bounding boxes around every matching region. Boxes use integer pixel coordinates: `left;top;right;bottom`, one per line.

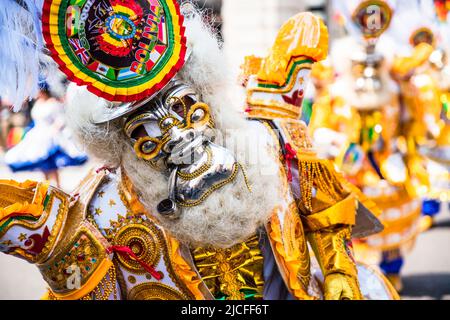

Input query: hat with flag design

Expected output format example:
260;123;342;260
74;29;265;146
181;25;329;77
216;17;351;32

42;0;187;106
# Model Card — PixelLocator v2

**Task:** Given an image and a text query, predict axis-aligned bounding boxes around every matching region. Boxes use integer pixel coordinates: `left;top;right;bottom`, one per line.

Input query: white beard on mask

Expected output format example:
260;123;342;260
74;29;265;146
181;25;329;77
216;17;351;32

122;118;284;249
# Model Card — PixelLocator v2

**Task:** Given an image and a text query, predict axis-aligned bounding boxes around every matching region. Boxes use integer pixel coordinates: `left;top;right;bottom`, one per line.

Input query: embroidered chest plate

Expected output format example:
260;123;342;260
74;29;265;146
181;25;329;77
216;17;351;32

191;234;264;300
39;224;108;294
86;171;196;300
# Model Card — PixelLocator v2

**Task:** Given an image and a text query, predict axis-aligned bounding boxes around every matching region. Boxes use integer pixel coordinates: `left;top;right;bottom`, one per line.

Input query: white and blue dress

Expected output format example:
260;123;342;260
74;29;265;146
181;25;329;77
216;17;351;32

4;98;87;172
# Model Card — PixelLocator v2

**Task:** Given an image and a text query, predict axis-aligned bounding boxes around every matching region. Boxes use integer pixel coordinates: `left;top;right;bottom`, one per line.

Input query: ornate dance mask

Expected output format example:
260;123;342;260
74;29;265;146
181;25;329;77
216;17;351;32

123;79;239;219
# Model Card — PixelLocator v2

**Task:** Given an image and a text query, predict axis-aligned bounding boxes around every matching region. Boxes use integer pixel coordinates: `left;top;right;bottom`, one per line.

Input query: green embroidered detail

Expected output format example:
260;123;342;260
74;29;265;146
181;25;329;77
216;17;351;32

256;59;313;90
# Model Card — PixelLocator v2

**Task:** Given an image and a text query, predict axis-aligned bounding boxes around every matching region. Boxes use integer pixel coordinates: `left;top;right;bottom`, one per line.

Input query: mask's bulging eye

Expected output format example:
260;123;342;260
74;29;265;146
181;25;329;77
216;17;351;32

186;102;211;128
141;140;157;154
134;136;162;161
191;108;205;122
160;117;176;130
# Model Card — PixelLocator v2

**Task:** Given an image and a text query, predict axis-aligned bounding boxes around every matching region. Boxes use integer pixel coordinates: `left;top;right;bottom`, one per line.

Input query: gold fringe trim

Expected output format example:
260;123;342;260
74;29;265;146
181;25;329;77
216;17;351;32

296;152;347;213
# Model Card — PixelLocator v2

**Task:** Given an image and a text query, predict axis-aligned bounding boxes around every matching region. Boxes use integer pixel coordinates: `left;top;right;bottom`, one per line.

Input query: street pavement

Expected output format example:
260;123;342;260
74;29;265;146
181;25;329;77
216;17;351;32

401;208;450;300
0;163;448;300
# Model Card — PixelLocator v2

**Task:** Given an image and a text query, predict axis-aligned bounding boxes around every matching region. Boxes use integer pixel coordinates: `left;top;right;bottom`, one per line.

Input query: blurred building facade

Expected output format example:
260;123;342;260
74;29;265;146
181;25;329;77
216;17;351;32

194;0;327;73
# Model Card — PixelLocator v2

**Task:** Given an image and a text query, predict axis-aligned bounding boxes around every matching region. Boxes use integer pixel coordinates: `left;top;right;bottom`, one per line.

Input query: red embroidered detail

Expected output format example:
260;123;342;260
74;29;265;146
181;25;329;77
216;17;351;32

25;226;51;255
107;245;162;280
96;35;133;57
282;89;304;107
345;239;356;264
284;143;297;183
96;166;113;174
110;0;144;17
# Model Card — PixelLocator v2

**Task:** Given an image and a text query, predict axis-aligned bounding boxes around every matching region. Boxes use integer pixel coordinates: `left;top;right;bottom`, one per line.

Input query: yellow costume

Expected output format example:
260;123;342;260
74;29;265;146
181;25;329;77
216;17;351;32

310;0;427;292
388;12;450;228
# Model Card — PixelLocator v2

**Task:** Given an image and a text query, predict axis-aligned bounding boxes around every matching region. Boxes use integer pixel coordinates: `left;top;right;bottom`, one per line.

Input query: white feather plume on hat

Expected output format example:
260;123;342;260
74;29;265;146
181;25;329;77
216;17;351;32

0;0;55;110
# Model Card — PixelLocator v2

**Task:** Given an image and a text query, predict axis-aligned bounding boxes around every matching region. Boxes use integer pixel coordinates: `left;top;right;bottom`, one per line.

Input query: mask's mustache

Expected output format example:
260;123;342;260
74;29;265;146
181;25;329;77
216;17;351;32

156;130;206;221
158;128;218;220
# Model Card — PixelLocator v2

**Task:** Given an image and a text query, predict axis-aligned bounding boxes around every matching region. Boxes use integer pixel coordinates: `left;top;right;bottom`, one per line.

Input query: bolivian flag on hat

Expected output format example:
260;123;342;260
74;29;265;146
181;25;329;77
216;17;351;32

42;0;187;103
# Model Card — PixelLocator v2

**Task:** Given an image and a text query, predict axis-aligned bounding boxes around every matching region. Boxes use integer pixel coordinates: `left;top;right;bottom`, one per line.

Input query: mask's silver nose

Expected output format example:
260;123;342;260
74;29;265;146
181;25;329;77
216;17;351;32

167;127;206;165
162;126;184;153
